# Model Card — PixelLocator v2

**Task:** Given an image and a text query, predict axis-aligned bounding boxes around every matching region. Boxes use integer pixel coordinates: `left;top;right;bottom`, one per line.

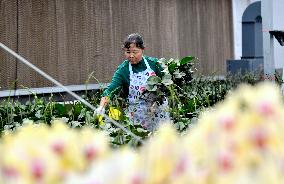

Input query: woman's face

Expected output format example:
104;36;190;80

124;43;144;64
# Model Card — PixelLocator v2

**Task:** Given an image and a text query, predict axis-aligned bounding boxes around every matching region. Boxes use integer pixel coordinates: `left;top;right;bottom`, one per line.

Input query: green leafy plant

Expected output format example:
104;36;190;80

145;56;197;131
146;56;195;91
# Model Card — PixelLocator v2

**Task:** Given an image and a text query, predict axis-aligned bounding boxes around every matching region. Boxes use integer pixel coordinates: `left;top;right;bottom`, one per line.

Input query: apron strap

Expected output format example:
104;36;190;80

129;62;134;76
144;57;151;70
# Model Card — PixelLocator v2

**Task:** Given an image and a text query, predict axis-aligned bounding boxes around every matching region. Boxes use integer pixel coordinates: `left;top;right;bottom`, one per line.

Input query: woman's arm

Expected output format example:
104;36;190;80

95;66;126;114
100;64;127;106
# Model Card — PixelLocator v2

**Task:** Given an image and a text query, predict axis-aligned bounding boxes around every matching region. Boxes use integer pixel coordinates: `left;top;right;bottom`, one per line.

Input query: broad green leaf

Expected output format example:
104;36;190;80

146;85;157;91
54;103;66;116
162;74;172;80
168;63;177;74
162;78;174;86
147;76;161;85
180;56;195;65
74;103;83;117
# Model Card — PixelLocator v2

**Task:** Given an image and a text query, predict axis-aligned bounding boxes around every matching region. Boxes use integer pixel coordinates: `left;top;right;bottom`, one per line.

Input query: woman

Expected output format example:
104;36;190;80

95;33;170;131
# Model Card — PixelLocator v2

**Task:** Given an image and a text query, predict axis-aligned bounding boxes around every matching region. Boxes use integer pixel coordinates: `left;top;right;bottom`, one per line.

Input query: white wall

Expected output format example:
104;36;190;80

273;0;284;70
232;0;259;59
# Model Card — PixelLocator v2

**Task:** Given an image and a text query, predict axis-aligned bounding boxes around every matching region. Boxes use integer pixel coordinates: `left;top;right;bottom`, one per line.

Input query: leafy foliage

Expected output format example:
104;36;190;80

1;56;283;147
145;56;197;130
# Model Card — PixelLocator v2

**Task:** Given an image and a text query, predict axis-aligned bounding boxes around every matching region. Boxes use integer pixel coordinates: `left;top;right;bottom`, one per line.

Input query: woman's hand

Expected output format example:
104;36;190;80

99;96;109;107
94;97;109;116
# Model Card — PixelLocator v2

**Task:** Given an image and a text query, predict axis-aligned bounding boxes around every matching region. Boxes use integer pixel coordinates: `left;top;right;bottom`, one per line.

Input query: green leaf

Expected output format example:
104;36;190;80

180;56;195;65
54;103;66;116
162;74;172;80
74;103;83;117
166;58;175;64
168;63;177;74
161;68;170;74
146;85;158;91
35;110;42;119
147;76;161;85
162;78;173;86
178;121;186;130
137;128;147;133
157;58;167;68
173;69;186;78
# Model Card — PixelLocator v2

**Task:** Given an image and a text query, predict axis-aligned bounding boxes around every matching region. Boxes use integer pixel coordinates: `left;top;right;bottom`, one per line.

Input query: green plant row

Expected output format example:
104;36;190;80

0;56;283;147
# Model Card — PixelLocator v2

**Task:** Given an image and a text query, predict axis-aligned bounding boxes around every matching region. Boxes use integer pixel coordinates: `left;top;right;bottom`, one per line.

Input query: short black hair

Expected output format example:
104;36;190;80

123;33;145;49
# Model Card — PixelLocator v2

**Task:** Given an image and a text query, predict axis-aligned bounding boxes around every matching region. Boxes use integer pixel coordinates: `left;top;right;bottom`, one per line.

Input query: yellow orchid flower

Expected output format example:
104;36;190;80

94;113;105;126
108;107;122;120
97;115;105;126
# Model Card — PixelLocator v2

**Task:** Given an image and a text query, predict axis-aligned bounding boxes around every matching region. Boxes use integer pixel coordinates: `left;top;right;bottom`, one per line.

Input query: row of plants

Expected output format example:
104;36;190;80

0;56;283;147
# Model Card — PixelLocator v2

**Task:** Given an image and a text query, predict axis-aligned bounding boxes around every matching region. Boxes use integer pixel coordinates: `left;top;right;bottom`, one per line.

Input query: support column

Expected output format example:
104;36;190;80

262;0;275;79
